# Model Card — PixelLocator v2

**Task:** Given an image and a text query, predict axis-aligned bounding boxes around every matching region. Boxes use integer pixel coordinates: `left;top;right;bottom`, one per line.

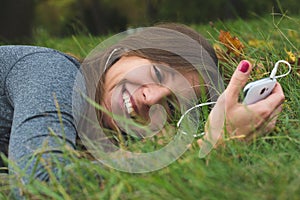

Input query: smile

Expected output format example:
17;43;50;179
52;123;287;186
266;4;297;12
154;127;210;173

122;89;138;119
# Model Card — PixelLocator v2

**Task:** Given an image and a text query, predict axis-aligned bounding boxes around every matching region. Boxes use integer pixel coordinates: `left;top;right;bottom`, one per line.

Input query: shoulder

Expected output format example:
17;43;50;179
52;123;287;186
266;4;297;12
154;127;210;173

0;45;80;68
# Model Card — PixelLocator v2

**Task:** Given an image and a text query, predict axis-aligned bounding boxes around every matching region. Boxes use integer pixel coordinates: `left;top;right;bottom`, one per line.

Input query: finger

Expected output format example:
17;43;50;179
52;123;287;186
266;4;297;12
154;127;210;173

225;60;252;105
265;82;285;105
250;83;285;117
265;114;278;132
272;103;283;116
267;104;282;125
245;105;282;141
261;105;282;132
270;82;284;96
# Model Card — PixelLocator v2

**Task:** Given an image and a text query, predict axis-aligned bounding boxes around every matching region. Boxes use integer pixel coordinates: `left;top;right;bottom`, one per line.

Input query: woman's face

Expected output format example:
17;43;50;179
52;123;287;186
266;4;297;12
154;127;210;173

101;56;201;131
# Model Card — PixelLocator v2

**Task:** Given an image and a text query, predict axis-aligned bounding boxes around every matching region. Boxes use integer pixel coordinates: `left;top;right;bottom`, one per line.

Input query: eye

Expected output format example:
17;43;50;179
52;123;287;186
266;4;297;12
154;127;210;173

152;65;163;83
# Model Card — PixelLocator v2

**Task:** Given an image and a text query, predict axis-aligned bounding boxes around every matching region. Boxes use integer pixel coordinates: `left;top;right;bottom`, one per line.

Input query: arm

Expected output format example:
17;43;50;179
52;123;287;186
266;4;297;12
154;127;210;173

6;52;79;182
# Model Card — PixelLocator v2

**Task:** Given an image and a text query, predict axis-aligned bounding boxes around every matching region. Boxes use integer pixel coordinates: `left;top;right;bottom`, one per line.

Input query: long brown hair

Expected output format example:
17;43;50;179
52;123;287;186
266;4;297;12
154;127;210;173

80;23;223;139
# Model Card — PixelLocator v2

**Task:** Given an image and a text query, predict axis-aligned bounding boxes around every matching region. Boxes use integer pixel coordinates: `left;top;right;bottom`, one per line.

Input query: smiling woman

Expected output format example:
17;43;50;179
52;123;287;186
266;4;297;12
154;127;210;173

0;23;285;196
73;23;284;173
77;24;224;149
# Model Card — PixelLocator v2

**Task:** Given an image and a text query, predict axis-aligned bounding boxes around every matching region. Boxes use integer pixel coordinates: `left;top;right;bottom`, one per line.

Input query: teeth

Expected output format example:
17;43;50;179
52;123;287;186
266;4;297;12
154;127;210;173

122;91;147;124
122;92;135;116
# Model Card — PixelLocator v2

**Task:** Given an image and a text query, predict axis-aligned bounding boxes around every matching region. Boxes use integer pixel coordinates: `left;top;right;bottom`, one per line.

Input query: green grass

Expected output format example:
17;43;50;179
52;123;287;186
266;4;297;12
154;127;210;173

1;13;300;199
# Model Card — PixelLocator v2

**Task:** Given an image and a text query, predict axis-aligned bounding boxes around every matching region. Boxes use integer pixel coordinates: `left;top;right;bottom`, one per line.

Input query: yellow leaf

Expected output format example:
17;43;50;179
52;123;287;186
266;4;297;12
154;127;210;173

248;39;273;49
285;48;296;63
288;30;299;39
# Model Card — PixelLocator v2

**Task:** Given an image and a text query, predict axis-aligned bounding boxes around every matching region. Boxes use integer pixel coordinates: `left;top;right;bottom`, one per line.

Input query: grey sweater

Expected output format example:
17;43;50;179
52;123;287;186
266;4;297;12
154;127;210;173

0;45;80;183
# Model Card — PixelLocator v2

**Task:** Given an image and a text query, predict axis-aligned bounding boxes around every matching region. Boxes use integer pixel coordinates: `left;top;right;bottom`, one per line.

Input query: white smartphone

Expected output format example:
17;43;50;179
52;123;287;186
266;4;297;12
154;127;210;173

243;78;277;105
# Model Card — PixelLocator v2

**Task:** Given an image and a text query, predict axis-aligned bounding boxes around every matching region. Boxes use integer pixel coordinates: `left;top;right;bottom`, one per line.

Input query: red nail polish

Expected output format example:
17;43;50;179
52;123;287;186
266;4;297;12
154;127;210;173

239;61;249;73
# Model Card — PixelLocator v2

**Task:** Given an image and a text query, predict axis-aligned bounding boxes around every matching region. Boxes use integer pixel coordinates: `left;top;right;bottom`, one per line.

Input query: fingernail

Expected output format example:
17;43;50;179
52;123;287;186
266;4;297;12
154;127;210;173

238;61;249;73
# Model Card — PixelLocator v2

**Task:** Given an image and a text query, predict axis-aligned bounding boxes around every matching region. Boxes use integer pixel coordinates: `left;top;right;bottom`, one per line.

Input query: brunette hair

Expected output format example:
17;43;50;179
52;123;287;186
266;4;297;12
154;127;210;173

81;23;223;139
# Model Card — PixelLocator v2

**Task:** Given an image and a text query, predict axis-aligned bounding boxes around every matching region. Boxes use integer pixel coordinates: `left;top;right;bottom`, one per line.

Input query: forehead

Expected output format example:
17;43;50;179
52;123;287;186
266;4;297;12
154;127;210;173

105;56;152;79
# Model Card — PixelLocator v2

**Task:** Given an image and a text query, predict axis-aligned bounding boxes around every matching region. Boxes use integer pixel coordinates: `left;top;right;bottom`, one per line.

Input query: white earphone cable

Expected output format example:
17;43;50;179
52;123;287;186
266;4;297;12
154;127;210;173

176;101;216;128
270;60;292;79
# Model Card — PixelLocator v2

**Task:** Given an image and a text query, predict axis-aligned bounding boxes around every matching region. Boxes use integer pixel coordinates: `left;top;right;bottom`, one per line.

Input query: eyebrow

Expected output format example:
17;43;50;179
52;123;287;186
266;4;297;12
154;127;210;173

158;65;176;81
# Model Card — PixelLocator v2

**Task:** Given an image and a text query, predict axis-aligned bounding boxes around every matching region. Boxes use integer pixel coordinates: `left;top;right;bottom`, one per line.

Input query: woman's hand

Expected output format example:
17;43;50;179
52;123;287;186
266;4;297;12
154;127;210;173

200;60;285;148
224;60;285;140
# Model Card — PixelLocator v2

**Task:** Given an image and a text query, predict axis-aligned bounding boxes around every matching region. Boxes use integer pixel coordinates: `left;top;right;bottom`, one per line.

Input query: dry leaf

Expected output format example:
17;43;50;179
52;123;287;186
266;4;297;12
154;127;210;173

219;30;245;57
213;43;238;82
213;43;229;63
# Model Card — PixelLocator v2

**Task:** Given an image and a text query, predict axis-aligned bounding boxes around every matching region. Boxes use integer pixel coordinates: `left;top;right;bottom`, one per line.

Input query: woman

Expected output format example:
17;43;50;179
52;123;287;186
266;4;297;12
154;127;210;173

0;24;284;179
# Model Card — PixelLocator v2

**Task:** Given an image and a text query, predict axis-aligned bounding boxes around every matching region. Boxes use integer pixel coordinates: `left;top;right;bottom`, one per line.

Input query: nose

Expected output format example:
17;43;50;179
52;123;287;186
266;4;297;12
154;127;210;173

141;84;171;106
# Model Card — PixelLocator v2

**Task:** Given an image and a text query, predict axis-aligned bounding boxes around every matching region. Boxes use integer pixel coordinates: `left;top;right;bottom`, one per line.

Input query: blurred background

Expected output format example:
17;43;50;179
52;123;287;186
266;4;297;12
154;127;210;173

0;0;299;43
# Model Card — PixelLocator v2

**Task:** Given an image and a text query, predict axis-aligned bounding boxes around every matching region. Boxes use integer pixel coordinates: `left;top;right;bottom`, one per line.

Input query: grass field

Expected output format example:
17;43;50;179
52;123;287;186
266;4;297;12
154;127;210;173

1;13;300;200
